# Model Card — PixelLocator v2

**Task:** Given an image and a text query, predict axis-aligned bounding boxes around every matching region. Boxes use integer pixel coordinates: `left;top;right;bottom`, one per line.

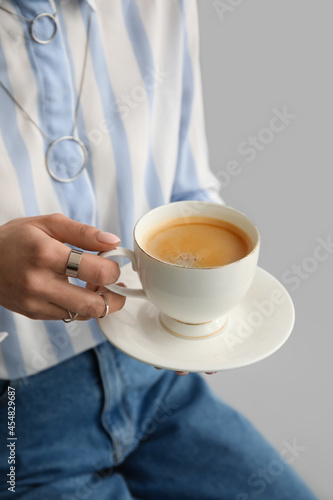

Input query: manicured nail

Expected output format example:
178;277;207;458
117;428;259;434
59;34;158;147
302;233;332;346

97;231;121;245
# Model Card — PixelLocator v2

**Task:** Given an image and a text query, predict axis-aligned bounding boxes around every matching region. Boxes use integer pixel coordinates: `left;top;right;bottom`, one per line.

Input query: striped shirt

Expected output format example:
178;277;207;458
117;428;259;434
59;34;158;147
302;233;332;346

0;0;221;380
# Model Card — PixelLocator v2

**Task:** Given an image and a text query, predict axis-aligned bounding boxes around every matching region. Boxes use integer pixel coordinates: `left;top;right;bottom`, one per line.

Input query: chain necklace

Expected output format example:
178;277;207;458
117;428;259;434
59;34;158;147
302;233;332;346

0;11;92;183
0;1;61;45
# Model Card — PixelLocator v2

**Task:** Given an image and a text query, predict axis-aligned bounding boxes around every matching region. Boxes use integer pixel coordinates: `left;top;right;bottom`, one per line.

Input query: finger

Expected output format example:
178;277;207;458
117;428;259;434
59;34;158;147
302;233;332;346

75;288;126;320
12;295;74;321
50;245;121;288
35;213;121;252
67;288;125;320
154;367;189;376
43;280;126;319
90;285;123;319
155;367;189;375
76;252;121;286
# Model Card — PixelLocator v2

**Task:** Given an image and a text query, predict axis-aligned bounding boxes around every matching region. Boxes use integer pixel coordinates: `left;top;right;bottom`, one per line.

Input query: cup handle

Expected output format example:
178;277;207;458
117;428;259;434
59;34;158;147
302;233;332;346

99;248;147;299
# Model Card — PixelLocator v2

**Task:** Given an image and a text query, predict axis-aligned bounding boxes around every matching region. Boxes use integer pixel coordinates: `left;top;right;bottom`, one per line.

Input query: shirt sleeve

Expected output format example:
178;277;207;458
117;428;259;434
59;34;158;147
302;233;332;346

171;0;223;204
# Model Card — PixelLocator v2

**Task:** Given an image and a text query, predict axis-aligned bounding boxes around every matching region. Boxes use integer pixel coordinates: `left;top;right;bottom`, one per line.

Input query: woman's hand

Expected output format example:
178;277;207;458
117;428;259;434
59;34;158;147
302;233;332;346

0;214;125;321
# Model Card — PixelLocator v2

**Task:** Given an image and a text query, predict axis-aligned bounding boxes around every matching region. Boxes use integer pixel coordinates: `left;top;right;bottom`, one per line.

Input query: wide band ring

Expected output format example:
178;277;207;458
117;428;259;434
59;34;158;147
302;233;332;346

66;249;83;278
63;310;79;323
98;293;109;319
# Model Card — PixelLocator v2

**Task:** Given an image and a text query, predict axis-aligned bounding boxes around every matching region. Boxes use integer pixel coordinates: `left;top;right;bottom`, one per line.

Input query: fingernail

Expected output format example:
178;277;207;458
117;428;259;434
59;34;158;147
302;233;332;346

97;231;121;245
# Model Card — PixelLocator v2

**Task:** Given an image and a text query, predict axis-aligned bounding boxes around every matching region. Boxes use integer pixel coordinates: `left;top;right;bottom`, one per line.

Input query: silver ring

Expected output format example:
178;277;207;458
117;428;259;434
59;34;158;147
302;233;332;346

98;293;109;319
62;310;78;323
31;13;58;45
65;249;83;278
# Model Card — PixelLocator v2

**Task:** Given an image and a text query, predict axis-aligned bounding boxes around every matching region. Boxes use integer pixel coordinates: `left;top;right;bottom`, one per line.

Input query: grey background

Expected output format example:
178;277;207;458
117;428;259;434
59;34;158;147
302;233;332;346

197;1;332;499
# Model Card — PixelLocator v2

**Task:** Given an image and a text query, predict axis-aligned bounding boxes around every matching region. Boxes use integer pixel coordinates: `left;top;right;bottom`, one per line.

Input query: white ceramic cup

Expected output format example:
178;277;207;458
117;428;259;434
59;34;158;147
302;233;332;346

101;201;260;339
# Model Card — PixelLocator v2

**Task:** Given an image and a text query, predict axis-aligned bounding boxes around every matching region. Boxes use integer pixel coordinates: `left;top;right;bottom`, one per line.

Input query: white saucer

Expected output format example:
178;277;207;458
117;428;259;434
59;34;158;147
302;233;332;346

98;264;295;372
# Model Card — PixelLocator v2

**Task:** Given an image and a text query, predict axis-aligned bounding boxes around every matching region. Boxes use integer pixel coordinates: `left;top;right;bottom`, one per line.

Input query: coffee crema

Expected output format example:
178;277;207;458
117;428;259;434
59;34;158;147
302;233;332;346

141;216;253;268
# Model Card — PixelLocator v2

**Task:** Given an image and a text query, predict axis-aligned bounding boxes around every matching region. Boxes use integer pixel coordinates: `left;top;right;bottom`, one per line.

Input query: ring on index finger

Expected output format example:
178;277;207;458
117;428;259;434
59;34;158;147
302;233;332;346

65;249;83;278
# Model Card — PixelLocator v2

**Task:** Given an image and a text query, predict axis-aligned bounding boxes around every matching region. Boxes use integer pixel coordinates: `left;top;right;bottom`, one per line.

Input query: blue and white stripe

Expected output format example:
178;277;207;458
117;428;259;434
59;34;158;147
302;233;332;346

0;0;221;379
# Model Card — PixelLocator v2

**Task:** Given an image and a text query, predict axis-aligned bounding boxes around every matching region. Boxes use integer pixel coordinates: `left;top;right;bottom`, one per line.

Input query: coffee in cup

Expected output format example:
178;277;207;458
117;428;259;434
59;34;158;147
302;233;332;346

141;216;253;268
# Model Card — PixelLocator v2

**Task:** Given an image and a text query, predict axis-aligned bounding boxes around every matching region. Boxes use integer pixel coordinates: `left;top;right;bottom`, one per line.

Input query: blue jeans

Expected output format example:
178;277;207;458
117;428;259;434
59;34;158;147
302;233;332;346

0;342;316;499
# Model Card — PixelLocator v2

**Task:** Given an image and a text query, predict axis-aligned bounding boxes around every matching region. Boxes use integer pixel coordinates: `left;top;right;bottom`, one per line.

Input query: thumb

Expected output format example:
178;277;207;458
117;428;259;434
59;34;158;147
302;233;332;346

37;214;121;252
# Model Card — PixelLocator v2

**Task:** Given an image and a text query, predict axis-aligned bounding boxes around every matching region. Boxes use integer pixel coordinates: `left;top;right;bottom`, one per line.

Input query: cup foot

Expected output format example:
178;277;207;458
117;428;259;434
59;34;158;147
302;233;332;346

159;313;228;340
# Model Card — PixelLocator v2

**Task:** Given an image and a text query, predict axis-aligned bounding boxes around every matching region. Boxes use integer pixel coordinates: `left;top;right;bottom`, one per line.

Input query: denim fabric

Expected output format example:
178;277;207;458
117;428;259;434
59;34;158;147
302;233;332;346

0;342;317;499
